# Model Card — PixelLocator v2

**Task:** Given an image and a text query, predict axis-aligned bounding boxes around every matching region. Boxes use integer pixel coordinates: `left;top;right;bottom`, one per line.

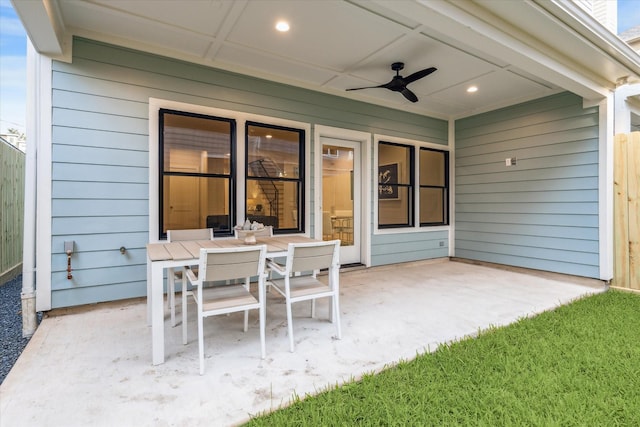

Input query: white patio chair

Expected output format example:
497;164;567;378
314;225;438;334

267;239;341;352
166;228;213;327
184;245;268;375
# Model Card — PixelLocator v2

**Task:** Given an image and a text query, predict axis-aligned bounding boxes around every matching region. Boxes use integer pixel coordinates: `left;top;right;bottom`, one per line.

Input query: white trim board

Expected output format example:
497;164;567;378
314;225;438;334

28;49;53;312
372;133;452;237
314;125;372;267
598;94;614;281
148;98;311;242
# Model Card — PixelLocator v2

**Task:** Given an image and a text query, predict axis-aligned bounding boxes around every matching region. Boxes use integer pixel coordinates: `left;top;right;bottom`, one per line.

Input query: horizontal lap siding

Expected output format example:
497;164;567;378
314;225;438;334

371;231;449;266
50;38;447;308
455;92;599;278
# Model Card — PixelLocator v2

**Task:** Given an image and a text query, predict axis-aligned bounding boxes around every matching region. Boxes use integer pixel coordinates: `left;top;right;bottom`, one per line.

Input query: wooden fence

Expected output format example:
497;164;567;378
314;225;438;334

0;139;25;283
613;132;639;289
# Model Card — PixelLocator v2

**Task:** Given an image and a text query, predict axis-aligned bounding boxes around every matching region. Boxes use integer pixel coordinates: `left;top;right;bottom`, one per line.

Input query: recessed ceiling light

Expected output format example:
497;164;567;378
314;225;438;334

265;134;273;139
467;85;478;93
275;20;290;32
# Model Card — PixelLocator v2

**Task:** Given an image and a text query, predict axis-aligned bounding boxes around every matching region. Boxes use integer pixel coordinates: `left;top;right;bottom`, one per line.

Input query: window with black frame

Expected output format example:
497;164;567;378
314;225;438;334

378;141;414;228
419;147;449;226
159;109;235;239
246;122;304;233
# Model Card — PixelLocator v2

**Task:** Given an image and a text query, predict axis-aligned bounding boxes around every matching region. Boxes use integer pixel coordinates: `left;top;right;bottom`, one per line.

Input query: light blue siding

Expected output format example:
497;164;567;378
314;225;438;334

49;38;603;308
52;199;147;217
455;92;599;278
371;231;449;266
52;232;148;253
54;216;148;235
51;280;148;308
49;37;448;308
52;127;149;152
53;163;148;184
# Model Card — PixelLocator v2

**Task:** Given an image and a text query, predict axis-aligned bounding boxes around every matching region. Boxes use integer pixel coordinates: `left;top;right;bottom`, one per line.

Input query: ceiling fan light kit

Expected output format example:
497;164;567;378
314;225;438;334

346;62;437;103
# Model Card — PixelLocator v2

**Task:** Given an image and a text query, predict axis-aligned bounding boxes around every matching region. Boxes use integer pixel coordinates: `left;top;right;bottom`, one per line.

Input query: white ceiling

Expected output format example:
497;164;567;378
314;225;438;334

14;0;640;120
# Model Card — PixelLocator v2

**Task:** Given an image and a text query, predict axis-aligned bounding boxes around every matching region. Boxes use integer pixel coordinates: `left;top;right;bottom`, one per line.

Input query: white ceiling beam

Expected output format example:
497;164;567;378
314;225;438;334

11;0;71;62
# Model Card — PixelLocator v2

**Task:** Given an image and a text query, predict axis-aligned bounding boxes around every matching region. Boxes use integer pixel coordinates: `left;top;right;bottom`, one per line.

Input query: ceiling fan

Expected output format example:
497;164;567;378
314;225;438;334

346;62;437;103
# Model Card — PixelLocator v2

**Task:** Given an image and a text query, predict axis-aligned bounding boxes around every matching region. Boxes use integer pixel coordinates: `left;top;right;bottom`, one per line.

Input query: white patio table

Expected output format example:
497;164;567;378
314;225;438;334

146;235;319;365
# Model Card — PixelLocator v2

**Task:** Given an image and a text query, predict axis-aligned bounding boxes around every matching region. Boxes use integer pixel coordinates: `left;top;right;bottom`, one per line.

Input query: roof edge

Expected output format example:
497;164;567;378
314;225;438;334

538;0;640;82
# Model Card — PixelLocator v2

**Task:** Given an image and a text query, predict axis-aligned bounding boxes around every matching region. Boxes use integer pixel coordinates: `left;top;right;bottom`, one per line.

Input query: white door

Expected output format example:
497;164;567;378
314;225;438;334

321;137;361;265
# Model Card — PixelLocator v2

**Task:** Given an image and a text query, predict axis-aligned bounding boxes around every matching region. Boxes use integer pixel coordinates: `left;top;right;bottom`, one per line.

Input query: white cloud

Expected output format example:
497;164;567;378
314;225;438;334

0;15;26;37
0;54;27;86
0;0;26;38
0;55;27;133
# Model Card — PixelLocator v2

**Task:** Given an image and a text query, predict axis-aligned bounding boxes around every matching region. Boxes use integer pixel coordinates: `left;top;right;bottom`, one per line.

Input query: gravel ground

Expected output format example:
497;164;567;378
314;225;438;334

0;275;41;385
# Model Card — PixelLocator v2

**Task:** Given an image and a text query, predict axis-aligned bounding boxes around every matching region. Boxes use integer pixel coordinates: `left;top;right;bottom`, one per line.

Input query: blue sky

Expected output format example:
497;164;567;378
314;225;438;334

0;0;27;135
618;0;640;35
1;0;640;135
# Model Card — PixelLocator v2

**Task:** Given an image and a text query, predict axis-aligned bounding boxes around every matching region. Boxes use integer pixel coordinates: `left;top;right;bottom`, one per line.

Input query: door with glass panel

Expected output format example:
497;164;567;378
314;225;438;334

321;137;361;265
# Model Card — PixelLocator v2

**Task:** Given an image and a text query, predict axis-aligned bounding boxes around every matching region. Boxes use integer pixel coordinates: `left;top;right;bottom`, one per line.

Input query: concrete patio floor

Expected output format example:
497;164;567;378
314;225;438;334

0;259;605;427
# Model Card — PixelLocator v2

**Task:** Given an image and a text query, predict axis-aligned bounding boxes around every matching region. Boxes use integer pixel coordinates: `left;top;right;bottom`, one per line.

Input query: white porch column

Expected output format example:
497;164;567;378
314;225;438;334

21;41;38;336
448;119;455;257
614;83;640;134
24;40;53;313
598;93;614;282
22;40;53;334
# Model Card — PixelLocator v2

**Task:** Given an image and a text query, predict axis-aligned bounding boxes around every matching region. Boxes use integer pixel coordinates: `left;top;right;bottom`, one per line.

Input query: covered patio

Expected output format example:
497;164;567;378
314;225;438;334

0;260;604;426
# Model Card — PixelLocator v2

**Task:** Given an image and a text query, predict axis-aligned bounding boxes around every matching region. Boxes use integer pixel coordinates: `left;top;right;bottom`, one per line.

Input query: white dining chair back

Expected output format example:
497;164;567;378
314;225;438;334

290;243;336;272
267;239;341;352
184;245;268;375
166;228;214;327
202;247;265;281
168;228;214;242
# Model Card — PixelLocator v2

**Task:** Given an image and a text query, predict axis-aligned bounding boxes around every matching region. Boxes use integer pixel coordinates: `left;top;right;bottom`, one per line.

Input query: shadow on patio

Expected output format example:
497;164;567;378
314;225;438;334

0;259;604;426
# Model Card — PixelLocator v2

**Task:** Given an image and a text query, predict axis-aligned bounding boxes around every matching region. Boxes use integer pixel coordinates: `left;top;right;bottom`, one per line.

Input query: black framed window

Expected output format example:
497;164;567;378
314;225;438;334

378;141;414;228
246;122;304;233
419;148;449;226
159;109;235;239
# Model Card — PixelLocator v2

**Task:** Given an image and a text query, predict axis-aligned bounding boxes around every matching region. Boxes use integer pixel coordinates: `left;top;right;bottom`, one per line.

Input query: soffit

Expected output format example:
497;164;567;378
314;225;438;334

12;0;640;120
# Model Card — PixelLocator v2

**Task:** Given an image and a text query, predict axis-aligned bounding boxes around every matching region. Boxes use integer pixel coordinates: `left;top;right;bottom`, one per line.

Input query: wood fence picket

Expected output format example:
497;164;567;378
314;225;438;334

613;132;640;289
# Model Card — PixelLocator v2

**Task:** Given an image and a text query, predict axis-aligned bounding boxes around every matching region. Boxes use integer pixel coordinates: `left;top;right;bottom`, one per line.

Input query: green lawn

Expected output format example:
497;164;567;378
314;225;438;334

246;290;640;426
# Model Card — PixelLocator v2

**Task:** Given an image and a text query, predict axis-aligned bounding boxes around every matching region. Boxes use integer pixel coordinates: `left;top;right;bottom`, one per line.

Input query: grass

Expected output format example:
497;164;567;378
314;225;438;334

246;290;640;426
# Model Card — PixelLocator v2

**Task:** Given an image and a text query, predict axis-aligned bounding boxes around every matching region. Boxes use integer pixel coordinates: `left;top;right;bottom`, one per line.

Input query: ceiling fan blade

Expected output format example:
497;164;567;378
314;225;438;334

403;67;437;85
401;88;419;103
346;83;389;91
346;63;435;101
